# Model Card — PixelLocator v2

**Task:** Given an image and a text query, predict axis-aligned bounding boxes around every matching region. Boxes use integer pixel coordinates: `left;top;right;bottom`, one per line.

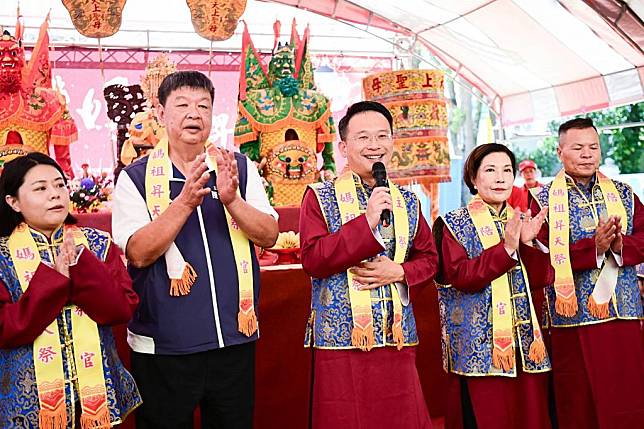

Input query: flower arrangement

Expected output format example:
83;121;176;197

69;173;113;213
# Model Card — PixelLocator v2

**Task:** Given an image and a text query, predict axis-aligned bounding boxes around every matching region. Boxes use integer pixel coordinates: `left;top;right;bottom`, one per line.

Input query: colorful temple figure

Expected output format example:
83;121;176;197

235;21;336;206
0;24;78;178
105;54;174;177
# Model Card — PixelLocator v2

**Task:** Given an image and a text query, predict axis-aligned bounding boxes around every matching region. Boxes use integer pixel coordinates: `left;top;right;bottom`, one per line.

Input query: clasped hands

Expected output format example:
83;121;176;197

595;215;623;256
349;256;405;291
503;206;549;256
175;148;240;210
54;232;81;279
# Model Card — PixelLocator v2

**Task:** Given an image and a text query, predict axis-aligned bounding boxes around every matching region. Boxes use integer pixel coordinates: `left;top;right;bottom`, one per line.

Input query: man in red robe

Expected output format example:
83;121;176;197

299;101;439;429
508;159;542;212
530;118;644;429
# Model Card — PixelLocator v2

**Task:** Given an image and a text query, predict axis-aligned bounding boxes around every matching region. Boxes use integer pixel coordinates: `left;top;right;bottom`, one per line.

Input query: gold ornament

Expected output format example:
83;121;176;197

140;54;177;107
186;0;247;41
62;0;127;38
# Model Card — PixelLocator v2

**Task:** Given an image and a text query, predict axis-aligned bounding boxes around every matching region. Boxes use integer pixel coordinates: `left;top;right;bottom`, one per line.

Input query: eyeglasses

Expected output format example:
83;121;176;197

347;133;392;144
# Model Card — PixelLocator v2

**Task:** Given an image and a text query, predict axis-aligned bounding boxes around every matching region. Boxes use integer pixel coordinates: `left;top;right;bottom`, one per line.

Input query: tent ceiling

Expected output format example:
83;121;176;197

266;0;644;125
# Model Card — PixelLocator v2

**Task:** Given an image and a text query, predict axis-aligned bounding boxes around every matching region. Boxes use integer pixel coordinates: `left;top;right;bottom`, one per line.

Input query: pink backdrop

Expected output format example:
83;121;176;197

53;68;367;177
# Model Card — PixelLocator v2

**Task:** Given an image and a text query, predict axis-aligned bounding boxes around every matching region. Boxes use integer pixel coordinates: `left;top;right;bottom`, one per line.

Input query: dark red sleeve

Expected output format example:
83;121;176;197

532;197;600;271
300;188;385;279
519;241;554;289
0;264;70;348
70;243;139;325
440;225;516;293
620;194;644;267
401;211;438;294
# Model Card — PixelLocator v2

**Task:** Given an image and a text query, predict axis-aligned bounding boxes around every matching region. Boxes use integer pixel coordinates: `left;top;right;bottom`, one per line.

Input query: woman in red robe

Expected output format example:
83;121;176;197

434;144;555;429
0;153;140;427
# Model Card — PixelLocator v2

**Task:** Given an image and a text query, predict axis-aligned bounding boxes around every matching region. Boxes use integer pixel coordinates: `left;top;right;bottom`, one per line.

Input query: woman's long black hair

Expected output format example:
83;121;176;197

0;152;76;237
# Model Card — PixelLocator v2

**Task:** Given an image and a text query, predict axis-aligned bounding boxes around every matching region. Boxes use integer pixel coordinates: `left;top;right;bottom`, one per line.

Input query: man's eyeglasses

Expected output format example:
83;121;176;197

347;133;392;144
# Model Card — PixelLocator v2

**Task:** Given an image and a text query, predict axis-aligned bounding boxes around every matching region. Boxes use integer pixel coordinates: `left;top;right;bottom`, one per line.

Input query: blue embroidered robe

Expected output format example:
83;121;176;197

304;177;420;349
437;206;552;377
0;227;141;428
533;177;643;327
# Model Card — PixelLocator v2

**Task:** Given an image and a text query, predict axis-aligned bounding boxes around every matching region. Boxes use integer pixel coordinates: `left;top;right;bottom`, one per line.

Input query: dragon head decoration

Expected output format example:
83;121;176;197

0;30;25;93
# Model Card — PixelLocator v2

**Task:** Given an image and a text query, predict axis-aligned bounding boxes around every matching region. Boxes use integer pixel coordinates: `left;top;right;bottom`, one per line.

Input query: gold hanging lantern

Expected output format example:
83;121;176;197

61;0;127;38
363;69;450;182
140;54;176;108
186;0;247;41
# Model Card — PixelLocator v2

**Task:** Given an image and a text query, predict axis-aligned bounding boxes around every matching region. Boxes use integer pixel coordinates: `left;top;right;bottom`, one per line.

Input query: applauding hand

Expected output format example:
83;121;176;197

519;206;548;245
504;207;522;255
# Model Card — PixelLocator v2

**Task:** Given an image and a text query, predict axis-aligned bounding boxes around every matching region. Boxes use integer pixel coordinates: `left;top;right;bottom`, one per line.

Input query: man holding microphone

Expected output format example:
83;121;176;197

299;101;439;429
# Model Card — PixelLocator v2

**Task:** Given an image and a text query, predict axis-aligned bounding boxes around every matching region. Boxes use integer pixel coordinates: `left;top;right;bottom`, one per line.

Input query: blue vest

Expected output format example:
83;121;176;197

123;153;261;353
437;207;551;377
0;227;141;428
534;177;642;327
304;177;420;349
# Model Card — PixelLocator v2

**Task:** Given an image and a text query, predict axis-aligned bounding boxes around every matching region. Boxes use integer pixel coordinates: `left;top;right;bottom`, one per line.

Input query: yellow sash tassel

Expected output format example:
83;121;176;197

392;314;404;351
492;342;515;372
79;408;110;429
528;337;546;364
554;291;578;318
169;263;197;296
587;295;610;319
238;307;258;337
38;407;66;429
351;324;375;352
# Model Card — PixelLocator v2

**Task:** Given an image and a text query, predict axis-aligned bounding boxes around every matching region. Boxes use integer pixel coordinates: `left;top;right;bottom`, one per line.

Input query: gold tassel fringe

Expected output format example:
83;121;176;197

238;307;258;337
555;294;578;317
587;295;610;319
351;325;375;352
38;406;66;429
393;321;404;351
528;337;546;364
169;263;197;296
79;407;110;429
492;345;514;372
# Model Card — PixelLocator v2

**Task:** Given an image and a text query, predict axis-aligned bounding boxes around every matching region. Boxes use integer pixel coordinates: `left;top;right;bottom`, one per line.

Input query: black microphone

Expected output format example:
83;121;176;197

371;161;391;227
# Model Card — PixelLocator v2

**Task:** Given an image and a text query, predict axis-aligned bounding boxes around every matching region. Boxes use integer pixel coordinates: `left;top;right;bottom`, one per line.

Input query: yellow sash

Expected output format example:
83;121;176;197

467;197;546;371
145;138;257;336
9;223;109;429
205;144;257;336
334;172;407;352
548;170;627;318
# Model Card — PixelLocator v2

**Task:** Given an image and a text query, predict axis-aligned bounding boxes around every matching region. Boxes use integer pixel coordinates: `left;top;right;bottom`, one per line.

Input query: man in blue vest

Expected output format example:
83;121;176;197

112;70;278;429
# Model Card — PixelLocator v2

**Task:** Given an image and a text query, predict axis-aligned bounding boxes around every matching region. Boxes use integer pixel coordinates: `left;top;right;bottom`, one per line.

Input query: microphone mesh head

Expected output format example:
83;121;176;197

371;161;386;179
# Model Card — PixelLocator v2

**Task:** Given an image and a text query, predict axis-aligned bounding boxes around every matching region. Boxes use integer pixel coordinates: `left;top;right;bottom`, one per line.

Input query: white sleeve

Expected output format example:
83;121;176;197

111;171;151;253
395;283;410;306
596;253;605;269
244;157;279;219
610;249;624;267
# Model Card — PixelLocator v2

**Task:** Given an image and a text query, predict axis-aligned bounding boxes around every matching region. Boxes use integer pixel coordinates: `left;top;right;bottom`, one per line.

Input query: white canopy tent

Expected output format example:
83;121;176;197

1;0;642;126
263;0;644;126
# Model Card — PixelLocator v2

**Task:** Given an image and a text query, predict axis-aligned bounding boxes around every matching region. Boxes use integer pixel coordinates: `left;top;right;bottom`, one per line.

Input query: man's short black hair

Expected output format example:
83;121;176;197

463;143;517;195
157;71;215;106
338;101;393;141
558;117;598;137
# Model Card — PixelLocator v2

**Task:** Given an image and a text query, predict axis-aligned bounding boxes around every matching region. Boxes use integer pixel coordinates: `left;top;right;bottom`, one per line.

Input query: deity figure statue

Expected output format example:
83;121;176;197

235;21;336;206
0;28;78;177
